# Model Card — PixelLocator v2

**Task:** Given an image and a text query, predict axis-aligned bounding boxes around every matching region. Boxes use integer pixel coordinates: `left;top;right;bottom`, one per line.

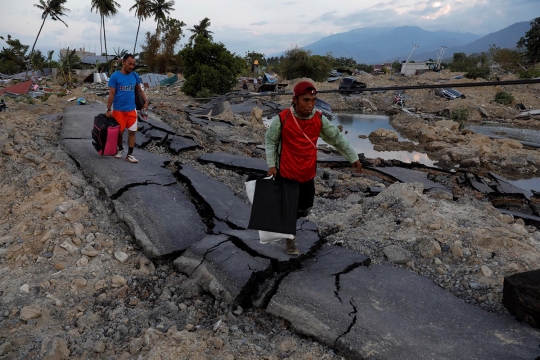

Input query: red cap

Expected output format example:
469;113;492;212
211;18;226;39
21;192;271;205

293;81;317;97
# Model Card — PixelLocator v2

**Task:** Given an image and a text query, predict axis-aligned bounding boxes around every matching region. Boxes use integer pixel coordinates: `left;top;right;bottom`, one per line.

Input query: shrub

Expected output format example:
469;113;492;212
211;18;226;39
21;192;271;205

494;90;514;106
450;107;470;129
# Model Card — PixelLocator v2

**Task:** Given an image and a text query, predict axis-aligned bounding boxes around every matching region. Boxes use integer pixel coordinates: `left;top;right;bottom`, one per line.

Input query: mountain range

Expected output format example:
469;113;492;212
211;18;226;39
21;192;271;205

300;21;532;64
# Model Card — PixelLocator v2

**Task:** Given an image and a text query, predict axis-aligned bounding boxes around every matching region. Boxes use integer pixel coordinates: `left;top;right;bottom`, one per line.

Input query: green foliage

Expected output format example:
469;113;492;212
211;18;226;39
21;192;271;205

279;46;332;82
391;60;401;73
449;52;490;79
188;17;213;41
180;36;243;97
450;107;470;127
0;34;29;74
150;0;176;32
517;17;540;64
519;64;540;79
140;16;185;73
195;88;213;99
15;94;35;105
494;90;514;106
244;51;266;68
488;44;522;73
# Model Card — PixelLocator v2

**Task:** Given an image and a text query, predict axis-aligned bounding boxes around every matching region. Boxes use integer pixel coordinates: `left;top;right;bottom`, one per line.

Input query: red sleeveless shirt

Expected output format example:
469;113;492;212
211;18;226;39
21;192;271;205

278;108;322;183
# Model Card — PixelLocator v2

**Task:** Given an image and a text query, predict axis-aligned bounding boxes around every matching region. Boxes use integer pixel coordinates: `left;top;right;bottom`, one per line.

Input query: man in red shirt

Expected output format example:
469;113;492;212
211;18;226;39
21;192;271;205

265;81;362;255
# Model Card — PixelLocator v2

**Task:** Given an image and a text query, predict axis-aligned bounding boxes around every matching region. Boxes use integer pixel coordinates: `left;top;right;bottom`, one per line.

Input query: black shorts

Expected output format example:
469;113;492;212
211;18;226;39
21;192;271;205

297;178;315;213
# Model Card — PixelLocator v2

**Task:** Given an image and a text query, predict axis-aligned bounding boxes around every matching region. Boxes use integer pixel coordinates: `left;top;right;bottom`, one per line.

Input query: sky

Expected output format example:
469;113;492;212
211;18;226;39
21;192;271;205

0;0;537;60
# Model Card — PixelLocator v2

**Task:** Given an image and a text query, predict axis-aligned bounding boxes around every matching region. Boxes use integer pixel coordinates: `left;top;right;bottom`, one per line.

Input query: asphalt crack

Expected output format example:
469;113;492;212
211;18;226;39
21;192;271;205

110;180;176;200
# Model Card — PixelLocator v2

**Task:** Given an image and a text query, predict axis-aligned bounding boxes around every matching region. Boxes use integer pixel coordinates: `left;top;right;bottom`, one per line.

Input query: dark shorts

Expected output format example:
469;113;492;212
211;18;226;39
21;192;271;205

298;178;315;213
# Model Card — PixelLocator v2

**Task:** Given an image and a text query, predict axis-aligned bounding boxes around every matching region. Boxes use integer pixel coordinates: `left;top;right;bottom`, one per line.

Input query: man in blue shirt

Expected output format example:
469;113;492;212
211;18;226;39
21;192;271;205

106;54;148;163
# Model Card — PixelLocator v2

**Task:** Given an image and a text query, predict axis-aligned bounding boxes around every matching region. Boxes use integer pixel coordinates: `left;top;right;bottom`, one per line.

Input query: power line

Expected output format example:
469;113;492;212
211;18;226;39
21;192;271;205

191;78;540;100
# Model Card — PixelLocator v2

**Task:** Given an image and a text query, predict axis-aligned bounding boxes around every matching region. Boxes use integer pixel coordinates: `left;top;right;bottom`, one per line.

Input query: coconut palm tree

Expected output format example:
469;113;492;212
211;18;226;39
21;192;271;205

26;0;69;79
91;0;121;60
129;0;152;54
149;0;175;33
188;17;213;41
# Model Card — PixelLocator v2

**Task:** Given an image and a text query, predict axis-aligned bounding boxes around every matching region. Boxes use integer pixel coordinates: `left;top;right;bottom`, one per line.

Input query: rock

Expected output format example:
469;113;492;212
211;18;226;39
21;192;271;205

478;106;490;117
418;239;442;258
41;337;69;360
70;277;87;290
55;202;72;213
0;342;14;356
511;223;529;236
185;324;195;331
0;236;14;244
19;284;30;293
427;189;453;201
93;341;105;353
74;223;84;237
114;251;129;263
279;339;297;353
498;139;523;150
81;245;99;257
129;337;144;355
435;120;460;131
450;243;464;258
346;194;362;204
76;257;89;267
383;245;412;264
368;128;398;141
211;337;224;349
481;265;493;277
112;275;127;287
249;106;263;125
461;157;481;168
20;305;42;321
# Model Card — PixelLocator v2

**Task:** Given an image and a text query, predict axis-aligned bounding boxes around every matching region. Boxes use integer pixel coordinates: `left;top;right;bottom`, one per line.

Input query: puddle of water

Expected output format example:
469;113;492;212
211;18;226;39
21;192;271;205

320;113;436;167
466;123;540;146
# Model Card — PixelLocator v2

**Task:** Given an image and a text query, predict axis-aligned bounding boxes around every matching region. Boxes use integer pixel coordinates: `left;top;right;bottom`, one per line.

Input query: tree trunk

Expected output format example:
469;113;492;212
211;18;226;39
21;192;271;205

25;15;47;80
103;16;108;61
99;15;103;55
134;17;141;54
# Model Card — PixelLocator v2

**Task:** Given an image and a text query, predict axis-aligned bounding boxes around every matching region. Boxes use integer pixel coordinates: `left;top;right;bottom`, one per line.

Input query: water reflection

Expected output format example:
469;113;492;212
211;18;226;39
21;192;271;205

320;113;436;167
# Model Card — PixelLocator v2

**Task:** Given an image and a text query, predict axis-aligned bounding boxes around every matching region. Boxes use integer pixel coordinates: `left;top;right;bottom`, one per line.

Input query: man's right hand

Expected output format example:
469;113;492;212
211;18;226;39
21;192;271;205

267;167;277;177
106;110;112;118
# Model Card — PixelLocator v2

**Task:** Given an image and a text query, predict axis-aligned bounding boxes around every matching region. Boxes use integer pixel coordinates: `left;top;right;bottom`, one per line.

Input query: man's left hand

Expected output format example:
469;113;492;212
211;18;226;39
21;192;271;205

143;101;149;111
352;160;363;174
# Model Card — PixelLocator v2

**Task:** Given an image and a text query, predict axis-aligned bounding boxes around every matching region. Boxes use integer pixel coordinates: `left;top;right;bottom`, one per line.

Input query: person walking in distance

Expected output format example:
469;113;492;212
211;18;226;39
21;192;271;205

265;81;362;255
106;54;148;163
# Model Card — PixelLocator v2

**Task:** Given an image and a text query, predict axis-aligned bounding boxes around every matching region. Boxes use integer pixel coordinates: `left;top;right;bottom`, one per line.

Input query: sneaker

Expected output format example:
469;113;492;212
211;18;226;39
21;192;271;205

125;154;139;163
114;149;124;158
285;238;299;256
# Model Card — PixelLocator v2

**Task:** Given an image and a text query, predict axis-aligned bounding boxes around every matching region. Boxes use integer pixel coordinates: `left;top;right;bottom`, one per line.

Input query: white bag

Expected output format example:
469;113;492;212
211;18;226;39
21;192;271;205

245;177;295;244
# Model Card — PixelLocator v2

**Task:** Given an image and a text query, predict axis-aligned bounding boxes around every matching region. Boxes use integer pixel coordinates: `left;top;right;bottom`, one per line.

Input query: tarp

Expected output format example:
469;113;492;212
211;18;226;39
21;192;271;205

139;73;178;88
262;73;277;84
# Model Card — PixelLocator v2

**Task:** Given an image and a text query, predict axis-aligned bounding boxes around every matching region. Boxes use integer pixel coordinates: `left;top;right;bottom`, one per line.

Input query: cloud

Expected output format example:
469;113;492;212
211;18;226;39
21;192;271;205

250;21;268;26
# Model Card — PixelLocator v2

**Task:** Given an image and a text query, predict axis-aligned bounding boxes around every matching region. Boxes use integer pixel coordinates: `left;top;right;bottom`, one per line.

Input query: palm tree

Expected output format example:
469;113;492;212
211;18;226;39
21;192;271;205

149;0;175;33
46;50;54;71
26;0;69;79
129;0;152;54
188;17;213;41
91;0;121;60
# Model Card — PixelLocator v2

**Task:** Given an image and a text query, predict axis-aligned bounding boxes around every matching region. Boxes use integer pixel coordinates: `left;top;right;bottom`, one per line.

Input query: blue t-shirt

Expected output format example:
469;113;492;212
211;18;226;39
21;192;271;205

108;70;141;111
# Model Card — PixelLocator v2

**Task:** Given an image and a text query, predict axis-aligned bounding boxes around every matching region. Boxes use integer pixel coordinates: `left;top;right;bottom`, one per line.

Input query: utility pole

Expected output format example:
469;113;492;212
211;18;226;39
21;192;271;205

436;46;447;71
403;43;419;75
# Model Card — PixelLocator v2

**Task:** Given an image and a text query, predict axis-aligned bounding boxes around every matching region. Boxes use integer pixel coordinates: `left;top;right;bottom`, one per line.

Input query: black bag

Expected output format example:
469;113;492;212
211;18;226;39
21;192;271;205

248;177;299;235
91;113;120;156
135;83;144;111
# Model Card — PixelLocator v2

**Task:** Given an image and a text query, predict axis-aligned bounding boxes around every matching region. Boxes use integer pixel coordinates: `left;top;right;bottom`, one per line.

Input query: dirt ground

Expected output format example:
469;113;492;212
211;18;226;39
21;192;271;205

0;70;539;359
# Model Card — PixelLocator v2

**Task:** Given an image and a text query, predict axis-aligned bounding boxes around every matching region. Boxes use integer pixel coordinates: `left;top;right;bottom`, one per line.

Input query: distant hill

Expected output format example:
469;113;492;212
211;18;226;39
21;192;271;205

412;21;532;62
297;21;531;64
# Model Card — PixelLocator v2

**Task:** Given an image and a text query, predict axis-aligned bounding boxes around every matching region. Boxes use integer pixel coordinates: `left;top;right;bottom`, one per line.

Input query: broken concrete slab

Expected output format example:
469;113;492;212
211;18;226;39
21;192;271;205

316;152;351;166
177;164;251;229
167;135;199;154
141;115;176;134
267;246;370;346
173;234;272;306
268;256;540;359
489;173;533;200
373;166;447;191
219;218;322;267
198;152;268;174
114;184;206;258
187;114;233;130
503;269;540;328
61;139;175;198
61;103;106;139
469;178;494;194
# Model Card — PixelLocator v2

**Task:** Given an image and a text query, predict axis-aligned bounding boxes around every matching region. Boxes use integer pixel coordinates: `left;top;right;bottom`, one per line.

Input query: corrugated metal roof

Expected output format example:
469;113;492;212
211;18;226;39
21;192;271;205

0;80;33;95
139;73;169;87
80;55;115;64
